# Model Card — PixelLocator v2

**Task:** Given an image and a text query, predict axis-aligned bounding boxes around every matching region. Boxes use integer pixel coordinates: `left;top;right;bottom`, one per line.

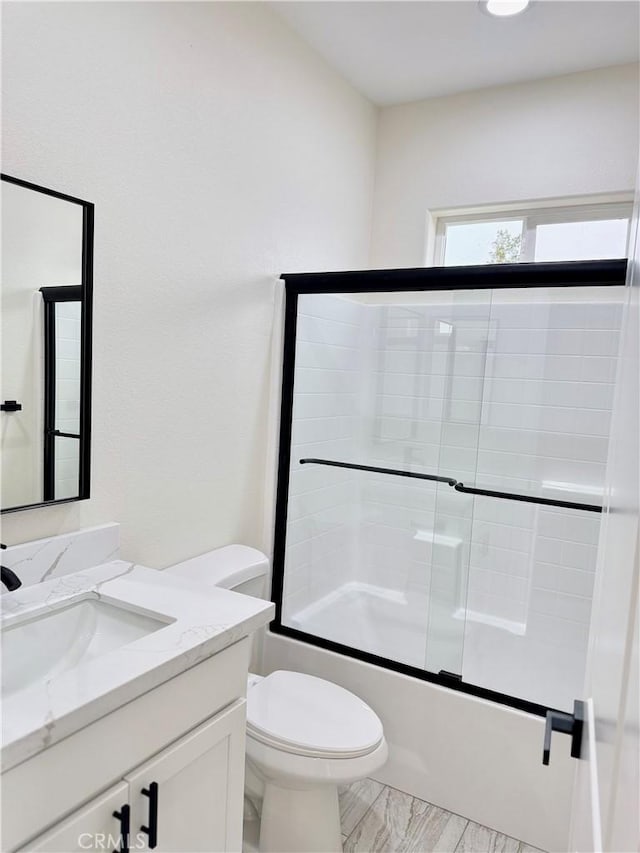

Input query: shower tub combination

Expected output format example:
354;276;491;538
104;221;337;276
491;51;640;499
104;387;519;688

264;260;627;850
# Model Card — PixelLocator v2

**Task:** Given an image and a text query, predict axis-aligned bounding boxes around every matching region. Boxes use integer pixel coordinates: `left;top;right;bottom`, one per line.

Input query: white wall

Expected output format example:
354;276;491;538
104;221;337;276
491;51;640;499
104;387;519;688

371;64;639;268
1;1;377;563
1;182;83;508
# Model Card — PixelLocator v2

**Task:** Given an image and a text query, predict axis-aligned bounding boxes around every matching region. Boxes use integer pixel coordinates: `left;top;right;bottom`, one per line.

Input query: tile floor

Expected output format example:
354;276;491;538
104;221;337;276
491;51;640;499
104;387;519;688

339;779;546;853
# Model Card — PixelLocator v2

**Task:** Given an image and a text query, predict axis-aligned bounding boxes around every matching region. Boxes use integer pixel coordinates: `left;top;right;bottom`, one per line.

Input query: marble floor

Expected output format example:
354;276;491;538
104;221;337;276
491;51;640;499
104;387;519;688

339;779;546;853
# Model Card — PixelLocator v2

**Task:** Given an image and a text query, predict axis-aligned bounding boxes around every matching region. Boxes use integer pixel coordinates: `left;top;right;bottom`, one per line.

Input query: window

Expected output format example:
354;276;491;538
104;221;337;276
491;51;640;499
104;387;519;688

433;200;632;266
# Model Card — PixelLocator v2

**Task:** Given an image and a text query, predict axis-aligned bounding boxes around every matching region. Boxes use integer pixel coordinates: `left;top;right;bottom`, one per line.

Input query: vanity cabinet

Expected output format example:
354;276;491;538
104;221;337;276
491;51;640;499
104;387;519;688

3;638;251;853
23;782;130;852
21;702;246;853
125;701;245;853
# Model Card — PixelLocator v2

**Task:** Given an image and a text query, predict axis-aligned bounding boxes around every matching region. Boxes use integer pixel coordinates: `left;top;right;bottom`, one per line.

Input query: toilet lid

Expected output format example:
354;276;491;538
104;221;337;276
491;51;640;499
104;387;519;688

247;671;384;758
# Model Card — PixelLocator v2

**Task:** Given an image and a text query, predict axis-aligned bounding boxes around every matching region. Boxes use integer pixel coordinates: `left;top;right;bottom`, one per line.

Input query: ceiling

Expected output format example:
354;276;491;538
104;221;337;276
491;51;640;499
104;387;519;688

270;1;640;106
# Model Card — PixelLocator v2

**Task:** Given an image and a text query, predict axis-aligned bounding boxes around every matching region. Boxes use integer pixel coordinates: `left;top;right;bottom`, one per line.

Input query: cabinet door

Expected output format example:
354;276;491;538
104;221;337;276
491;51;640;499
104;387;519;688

19;781;129;853
126;700;246;853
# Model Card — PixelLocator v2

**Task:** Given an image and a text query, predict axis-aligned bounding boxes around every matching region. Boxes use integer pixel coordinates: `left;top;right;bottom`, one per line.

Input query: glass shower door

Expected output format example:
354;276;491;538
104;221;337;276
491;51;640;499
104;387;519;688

411;291;494;677
457;284;624;711
281;291;442;670
280;289;493;679
274;261;627;715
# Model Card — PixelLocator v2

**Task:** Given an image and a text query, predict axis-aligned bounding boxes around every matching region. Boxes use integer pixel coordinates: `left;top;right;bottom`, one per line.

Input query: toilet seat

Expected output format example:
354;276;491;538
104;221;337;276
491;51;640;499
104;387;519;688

246;730;389;789
247;670;384;759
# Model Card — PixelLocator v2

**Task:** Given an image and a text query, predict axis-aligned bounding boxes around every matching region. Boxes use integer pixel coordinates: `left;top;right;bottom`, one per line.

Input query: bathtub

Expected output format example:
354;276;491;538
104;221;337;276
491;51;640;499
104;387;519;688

284;580;583;711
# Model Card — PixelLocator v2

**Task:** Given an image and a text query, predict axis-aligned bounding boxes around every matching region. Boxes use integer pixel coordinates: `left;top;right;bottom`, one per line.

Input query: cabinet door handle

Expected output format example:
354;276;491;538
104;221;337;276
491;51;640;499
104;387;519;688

112;803;130;853
141;781;159;849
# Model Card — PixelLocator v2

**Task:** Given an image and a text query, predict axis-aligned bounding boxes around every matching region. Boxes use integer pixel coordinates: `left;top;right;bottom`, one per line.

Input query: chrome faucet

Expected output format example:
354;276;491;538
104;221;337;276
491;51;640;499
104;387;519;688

1;543;22;591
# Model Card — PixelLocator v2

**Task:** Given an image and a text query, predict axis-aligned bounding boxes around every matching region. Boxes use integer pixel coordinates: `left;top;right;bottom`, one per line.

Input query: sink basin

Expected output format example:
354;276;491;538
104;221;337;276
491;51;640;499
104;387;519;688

1;597;168;698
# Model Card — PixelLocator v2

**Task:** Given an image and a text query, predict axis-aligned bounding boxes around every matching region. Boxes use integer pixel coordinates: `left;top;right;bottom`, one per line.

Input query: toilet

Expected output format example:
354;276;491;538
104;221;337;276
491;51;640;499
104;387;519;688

166;545;388;853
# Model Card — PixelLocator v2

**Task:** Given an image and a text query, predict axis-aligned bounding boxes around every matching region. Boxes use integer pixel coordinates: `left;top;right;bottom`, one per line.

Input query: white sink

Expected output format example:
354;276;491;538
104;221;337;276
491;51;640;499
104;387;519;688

1;561;274;772
1;597;167;698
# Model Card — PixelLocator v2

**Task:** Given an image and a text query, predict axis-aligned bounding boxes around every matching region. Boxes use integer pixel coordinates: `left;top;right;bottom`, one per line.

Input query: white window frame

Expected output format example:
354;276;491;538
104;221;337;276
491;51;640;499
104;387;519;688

429;195;634;266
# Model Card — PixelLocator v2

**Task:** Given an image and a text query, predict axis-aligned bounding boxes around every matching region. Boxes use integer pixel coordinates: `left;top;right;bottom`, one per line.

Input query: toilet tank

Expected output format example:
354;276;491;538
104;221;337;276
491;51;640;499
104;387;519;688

166;545;270;672
168;544;269;598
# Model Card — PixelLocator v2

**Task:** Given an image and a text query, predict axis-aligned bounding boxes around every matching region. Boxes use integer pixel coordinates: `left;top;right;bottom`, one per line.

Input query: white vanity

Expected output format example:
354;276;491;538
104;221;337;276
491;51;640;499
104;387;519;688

1;560;274;852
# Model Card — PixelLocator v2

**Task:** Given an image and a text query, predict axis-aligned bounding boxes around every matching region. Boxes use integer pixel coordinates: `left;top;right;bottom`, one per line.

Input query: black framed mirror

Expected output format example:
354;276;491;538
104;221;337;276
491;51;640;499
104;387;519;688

1;174;93;513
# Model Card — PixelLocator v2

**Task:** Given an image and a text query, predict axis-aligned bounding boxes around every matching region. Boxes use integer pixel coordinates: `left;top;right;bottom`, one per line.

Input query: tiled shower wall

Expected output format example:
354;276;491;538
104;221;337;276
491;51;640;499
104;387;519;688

357;299;491;672
469;297;620;632
360;294;622;686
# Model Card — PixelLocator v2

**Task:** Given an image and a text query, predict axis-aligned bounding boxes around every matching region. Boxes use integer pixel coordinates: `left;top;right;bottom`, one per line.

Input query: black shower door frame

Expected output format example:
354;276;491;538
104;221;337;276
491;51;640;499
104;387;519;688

270;259;628;717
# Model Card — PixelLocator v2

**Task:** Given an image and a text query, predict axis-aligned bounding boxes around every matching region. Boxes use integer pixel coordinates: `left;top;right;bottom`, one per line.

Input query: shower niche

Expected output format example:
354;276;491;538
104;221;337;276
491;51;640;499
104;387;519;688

271;261;628;716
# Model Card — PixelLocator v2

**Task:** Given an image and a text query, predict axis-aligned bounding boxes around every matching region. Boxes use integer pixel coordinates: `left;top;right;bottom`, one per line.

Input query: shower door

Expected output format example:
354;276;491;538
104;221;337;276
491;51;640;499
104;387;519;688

277;288;493;679
272;260;627;716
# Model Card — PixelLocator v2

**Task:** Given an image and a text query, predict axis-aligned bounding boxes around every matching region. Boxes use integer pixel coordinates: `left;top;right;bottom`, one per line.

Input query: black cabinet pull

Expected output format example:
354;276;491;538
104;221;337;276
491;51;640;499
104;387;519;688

141;781;159;849
543;700;585;765
0;400;22;412
112;804;130;853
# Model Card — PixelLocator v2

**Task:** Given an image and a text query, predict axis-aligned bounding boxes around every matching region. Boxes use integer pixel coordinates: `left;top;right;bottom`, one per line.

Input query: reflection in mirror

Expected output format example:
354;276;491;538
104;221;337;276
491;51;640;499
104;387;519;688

1;175;93;513
41;287;83;501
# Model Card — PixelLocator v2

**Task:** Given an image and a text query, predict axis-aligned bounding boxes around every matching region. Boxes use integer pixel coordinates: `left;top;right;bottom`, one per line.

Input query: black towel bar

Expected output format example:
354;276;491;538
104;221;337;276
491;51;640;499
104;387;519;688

299;458;602;513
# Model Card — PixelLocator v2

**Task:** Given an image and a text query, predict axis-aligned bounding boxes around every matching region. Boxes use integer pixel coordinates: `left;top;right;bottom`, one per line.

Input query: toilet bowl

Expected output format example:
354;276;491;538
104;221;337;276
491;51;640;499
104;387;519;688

166;545;388;853
246;670;387;852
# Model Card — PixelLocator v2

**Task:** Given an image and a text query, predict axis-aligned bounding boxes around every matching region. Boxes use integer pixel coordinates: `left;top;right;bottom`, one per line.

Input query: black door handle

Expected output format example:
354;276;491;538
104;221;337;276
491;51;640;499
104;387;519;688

112;803;130;853
141;781;159;849
543;700;585;765
0;400;22;412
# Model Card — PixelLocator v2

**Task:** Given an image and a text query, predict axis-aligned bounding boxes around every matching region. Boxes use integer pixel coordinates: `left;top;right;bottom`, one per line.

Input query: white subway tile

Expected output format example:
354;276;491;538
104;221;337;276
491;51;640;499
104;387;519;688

555;567;596;598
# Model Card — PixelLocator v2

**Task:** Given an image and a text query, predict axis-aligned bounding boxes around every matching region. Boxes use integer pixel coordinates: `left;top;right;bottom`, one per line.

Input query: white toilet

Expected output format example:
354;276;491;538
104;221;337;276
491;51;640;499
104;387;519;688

166;545;388;853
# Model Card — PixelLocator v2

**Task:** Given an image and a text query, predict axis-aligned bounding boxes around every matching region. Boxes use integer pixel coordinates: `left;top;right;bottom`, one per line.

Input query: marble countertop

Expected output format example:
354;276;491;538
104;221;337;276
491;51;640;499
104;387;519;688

1;561;274;772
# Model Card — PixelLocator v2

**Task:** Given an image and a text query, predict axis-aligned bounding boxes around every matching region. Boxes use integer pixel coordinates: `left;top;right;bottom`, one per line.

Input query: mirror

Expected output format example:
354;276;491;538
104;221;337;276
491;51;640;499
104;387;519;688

1;174;93;513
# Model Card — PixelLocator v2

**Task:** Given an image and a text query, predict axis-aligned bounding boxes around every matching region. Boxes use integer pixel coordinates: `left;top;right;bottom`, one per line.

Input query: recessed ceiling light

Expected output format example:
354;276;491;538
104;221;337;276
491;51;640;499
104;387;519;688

480;0;531;17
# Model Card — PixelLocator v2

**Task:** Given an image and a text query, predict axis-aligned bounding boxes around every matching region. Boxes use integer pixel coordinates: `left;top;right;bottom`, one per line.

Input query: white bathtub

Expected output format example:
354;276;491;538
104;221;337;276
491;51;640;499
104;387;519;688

284;580;583;711
268;581;578;851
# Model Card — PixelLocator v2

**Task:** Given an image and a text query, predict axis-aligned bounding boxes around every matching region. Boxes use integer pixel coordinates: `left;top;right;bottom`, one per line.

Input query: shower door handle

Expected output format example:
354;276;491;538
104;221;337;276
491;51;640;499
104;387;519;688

542;700;585;765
